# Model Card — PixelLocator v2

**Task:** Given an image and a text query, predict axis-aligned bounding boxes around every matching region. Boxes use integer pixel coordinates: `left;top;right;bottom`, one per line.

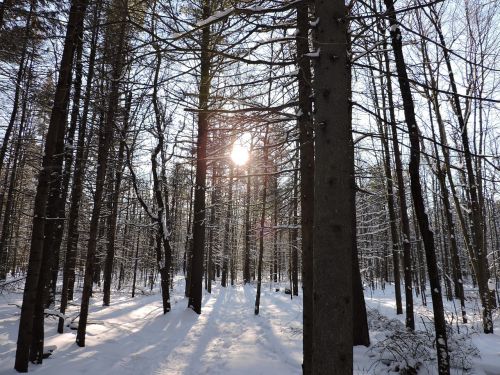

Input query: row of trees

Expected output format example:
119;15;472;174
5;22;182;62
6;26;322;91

0;0;498;373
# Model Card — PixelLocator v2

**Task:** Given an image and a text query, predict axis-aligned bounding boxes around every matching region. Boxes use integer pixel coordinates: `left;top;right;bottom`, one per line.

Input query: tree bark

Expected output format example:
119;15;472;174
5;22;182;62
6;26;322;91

382;39;415;331
428;7;492;333
188;0;211;314
102;92;131;306
384;0;450;372
254;127;269;315
76;0;127;346
312;1;353;373
296;2;314;371
221;164;234;287
367;51;403;315
14;0;88;370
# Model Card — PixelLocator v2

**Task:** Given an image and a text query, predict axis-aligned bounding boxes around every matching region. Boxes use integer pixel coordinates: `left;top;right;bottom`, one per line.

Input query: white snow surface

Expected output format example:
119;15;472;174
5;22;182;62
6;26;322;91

0;278;302;374
1;278;500;374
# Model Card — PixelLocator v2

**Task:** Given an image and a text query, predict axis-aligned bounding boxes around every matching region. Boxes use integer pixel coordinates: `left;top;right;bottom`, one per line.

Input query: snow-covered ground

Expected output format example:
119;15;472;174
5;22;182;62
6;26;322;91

1;278;500;374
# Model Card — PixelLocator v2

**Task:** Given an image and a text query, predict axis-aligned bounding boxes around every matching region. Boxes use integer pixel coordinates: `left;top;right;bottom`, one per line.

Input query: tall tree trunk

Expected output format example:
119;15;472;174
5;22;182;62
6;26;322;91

188;0;211;314
428;7;492;333
59;4;100;329
46;20;86;307
384;0;450;372
420;46;467;320
0;0;33;180
0;69;29;280
368;52;403;315
295;2;314;371
291;154;299;295
102;92;131;306
221;164;234;287
243;160;252;284
76;0;127;346
273;166;279;285
312;1;353;373
207;162;218;293
382;40;415;331
184;162;194;297
131;214;141;298
254;127;269;315
14;0;88;370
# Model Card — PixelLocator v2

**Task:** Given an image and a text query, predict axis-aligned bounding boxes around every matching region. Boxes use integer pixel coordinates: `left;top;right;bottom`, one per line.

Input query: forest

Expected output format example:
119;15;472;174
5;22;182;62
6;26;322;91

0;0;499;374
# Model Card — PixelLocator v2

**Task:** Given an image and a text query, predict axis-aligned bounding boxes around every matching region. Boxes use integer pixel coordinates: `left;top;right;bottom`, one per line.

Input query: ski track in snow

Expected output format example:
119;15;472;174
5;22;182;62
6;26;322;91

1;279;500;374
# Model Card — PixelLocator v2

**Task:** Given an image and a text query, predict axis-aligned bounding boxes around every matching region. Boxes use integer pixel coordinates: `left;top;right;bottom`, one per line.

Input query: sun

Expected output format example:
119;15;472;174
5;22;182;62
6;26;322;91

230;143;249;166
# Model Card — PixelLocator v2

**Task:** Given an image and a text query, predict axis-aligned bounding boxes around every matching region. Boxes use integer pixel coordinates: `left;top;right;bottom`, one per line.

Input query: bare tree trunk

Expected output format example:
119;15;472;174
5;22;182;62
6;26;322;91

295;2;314;371
291;154;299;296
382;39;415;331
131;215;141;298
76;0;127;346
207;162;218;293
243;160;252;284
273;165;279;285
59;4;100;328
312;1;353;372
188;0;211;314
46;20;86;307
367;51;403;315
428;7;492;333
221;164;234;287
102;92;131;306
384;0;450;372
254;127;269;315
0;0;33;180
14;0;88;370
420;50;467;319
0;67;29;280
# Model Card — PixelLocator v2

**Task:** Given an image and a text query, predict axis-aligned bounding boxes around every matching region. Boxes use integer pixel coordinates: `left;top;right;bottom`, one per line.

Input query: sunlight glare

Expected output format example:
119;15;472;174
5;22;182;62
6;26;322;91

231;143;249;166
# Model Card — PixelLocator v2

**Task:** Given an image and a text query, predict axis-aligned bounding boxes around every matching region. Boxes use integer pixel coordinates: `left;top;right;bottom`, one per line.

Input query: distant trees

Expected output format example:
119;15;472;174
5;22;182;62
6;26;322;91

0;0;498;373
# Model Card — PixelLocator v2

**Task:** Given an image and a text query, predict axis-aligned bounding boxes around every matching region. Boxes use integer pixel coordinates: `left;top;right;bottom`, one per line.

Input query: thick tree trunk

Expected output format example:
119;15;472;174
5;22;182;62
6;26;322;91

14;0;88;371
188;0;211;314
295;2;314;372
312;1;353;373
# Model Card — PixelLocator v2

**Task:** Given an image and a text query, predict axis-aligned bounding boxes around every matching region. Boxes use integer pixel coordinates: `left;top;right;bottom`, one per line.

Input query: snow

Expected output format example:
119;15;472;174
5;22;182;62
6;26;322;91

1;279;500;374
304;49;320;58
196;8;234;27
0;277;302;375
310;18;319;27
488;278;496;291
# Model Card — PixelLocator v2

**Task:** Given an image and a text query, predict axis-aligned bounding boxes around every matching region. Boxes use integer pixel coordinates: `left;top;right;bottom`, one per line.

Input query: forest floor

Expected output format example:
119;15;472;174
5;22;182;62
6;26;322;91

0;277;500;374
